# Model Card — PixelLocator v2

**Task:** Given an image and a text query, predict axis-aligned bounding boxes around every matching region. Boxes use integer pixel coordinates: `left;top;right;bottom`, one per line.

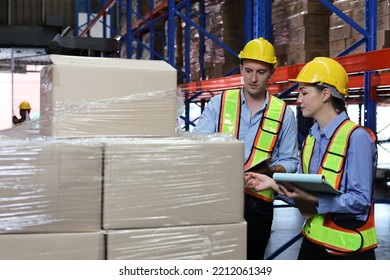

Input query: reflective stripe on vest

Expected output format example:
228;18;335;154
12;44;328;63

218;89;286;202
219;89;241;138
302;120;377;253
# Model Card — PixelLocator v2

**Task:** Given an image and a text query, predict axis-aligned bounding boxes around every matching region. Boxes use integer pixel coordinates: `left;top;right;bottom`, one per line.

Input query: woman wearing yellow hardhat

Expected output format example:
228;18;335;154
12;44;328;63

13;101;32;125
245;57;378;259
193;37;299;259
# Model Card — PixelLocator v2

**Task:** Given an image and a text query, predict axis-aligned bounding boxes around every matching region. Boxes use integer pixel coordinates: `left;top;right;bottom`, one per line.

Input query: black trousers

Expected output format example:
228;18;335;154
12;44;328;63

244;193;274;260
298;237;376;260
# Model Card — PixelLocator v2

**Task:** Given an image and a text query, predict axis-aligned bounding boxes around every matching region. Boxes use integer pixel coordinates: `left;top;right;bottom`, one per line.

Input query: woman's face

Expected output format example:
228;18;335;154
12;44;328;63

296;83;326;118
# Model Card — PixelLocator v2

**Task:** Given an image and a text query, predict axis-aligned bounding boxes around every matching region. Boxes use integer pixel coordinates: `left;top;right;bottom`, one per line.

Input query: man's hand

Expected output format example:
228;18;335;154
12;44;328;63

249;159;286;177
244;172;283;194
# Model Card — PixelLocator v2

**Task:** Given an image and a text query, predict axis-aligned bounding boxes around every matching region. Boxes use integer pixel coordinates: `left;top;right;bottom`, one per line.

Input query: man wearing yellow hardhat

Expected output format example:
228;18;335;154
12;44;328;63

245;57;378;259
13;101;31;125
193;37;299;259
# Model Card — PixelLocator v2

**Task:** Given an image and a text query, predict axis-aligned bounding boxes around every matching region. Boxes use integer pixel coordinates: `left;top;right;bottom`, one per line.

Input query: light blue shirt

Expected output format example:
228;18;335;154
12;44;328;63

301;111;377;221
193;89;299;173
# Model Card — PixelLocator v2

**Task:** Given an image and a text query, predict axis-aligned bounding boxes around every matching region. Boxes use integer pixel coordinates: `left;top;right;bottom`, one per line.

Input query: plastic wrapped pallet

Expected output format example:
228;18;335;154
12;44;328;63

0;232;104;260
40;55;179;138
0;137;103;233
103;134;245;229
106;221;247;260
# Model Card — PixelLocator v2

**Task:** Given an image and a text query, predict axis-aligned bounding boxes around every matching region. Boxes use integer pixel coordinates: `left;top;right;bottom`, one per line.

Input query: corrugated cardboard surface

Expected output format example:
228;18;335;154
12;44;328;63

0;139;103;233
103;137;244;229
0;232;104;260
106;222;247;260
40;55;178;138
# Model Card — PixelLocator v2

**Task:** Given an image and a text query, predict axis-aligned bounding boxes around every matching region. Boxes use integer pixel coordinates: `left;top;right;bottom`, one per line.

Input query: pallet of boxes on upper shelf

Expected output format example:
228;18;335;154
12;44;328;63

0;54;247;260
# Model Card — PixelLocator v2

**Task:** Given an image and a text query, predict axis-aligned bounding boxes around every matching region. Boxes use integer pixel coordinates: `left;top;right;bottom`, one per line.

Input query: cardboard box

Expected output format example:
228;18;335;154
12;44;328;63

378;0;390;18
330;24;352;42
40;55;178;138
0;232;104;260
285;1;332;16
333;0;357;11
287;49;329;65
330;39;346;57
103;137;244;229
378;15;390;31
287;13;329;30
290;25;330;46
106;222;247;260
0;139;103;233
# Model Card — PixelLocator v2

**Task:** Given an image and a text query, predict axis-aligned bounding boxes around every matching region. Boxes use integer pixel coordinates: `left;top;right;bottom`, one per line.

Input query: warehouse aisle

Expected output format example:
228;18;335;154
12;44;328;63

265;201;390;260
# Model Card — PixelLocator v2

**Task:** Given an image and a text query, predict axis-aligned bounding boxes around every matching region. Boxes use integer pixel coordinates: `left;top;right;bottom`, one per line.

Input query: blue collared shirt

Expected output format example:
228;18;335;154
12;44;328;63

301;111;377;221
193;89;299;173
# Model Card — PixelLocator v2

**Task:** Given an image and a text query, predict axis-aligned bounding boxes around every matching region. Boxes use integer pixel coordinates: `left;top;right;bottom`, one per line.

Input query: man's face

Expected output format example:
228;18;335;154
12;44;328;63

20;109;29;119
240;59;274;97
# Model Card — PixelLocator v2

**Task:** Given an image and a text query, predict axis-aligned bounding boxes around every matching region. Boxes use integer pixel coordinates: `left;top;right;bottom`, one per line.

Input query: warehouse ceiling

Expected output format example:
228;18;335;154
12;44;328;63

0;48;50;73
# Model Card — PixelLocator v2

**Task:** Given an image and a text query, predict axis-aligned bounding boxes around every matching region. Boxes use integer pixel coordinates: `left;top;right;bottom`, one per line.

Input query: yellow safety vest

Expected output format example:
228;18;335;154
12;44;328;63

301;119;377;254
219;89;286;202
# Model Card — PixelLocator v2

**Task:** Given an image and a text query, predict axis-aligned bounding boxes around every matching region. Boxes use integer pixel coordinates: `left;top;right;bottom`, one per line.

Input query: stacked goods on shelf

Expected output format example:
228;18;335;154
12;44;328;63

0;54;247;259
272;0;331;66
182;0;244;81
122;0;244;80
330;0;390;57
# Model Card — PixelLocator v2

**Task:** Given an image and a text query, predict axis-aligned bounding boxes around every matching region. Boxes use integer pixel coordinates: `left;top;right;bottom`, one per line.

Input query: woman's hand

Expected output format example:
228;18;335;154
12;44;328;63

278;184;318;205
244;172;283;194
278;184;319;218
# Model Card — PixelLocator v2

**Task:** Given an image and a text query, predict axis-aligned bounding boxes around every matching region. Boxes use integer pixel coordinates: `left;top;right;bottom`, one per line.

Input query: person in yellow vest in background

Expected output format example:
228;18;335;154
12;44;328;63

13;101;31;125
245;57;378;260
192;37;299;260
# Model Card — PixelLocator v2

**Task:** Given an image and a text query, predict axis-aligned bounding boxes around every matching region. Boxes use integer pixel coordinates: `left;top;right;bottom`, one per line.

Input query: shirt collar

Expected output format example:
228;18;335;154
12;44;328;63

240;88;269;111
310;111;349;140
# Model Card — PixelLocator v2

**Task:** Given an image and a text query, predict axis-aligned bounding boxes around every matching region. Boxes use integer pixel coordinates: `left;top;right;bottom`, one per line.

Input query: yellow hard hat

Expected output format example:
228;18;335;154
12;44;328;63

238;37;278;68
19;101;31;110
289;57;348;96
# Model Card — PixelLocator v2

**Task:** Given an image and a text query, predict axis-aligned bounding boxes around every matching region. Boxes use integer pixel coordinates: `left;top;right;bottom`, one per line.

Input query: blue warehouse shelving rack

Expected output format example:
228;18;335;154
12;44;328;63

76;0;390;259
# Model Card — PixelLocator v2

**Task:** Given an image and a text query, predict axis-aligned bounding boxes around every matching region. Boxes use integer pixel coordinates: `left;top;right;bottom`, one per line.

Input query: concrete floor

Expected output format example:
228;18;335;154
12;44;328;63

265;201;390;260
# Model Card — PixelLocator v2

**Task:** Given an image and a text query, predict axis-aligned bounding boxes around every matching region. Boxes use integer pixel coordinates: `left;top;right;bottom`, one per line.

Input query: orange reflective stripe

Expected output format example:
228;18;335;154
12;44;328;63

244;188;273;203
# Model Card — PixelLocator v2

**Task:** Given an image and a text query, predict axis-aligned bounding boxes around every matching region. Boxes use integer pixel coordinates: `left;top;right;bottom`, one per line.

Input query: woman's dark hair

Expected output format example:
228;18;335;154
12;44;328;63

314;84;347;114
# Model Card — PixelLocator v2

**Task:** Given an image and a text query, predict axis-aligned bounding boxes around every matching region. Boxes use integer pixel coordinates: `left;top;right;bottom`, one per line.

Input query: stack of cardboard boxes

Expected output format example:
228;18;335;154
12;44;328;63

273;0;331;66
0;138;104;259
330;0;390;57
0;55;246;259
186;0;244;81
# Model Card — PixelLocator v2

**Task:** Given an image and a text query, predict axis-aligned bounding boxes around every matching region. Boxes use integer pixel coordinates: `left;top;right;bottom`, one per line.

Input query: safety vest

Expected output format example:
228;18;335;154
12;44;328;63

301;119;377;254
218;89;286;202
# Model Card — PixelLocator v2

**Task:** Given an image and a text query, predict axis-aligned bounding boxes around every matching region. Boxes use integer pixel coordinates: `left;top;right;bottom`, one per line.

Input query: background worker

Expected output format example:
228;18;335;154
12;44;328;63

13;101;31;125
192;37;299;259
245;57;378;260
